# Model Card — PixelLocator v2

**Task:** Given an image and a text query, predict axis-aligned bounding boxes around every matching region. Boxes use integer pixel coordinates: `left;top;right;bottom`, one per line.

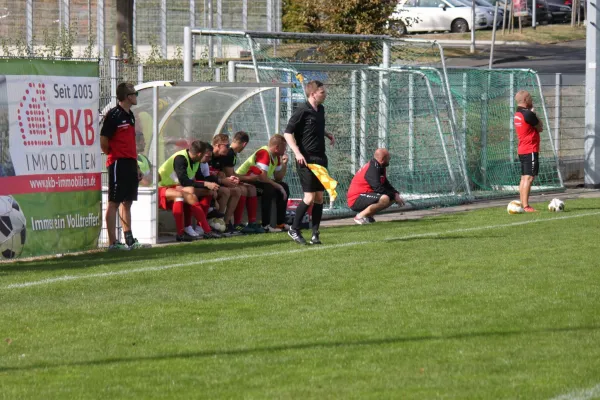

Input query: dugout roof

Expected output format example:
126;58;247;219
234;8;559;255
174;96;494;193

130;81;289;165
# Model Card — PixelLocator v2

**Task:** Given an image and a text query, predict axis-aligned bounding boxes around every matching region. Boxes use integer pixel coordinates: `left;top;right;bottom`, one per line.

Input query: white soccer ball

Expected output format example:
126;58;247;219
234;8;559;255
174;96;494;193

0;196;27;259
209;217;226;233
507;200;524;214
548;198;565;212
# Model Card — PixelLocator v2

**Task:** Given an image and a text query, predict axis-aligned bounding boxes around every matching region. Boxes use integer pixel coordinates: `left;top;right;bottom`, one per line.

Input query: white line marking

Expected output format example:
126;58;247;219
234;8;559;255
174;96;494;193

549;384;600;400
4;211;600;290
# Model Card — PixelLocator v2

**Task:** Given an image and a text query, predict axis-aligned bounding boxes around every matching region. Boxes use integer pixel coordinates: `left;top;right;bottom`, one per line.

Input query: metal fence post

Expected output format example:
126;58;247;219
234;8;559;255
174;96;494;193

509;73;515;159
378;40;390;149
190;0;196;59
63;0;70;31
554;73;561;156
228;61;236;82
217;0;222;58
132;0;136;52
97;0;105;58
137;64;144;85
351;70;357;173
360;70;368;166
409;73;415;173
110;56;118;108
242;0;248;30
26;0;33;54
183;27;193;82
161;0;167;58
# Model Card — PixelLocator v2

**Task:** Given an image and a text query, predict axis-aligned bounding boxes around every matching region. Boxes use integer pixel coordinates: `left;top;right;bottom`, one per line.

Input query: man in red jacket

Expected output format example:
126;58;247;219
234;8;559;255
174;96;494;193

347;148;405;224
514;90;544;212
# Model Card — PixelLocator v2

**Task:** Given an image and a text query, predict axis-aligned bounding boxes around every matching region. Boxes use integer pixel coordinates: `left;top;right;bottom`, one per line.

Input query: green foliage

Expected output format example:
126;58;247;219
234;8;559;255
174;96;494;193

282;0;402;64
282;0;322;32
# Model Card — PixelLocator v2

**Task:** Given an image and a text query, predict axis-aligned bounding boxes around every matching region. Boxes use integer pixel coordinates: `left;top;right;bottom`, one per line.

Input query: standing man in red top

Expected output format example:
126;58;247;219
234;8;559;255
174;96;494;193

100;82;145;250
514;90;544;212
347;148;405;224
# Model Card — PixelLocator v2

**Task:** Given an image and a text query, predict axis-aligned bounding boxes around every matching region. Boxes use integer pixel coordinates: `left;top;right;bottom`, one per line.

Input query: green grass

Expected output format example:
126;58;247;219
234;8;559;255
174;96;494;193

418;24;586;44
2;198;600;399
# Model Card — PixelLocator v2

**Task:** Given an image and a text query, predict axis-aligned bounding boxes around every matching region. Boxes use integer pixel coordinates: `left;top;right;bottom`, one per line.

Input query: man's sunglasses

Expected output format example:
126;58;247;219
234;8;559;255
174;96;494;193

128;91;139;97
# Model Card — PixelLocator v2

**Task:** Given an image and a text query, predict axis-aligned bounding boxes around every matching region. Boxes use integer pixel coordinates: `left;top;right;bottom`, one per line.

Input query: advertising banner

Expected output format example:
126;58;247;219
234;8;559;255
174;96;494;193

513;0;529;17
0;59;101;259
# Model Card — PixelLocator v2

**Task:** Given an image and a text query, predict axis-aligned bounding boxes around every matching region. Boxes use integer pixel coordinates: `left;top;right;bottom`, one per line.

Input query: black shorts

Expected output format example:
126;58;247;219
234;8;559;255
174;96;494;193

519;152;539;177
296;162;325;193
108;158;139;203
350;193;384;212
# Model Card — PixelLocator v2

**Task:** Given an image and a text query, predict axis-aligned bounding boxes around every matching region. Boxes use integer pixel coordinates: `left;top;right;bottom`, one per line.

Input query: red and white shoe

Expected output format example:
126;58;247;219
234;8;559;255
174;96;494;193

523;206;537;212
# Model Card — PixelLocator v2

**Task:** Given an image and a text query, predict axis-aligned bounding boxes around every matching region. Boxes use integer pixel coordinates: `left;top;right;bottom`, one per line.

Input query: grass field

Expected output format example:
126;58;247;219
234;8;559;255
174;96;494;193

418;24;586;44
2;197;600;399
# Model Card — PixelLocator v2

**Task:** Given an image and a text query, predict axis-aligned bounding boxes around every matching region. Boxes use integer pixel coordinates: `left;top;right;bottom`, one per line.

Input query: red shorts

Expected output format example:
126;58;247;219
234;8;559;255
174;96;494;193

158;185;178;210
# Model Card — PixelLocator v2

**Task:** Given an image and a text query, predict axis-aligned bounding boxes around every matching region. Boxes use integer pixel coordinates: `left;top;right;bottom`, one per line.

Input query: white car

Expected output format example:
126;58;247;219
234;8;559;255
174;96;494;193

391;0;491;33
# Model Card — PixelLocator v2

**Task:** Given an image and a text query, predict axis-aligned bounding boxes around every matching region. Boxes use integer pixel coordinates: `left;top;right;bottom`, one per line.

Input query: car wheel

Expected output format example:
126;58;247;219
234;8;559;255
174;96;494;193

394;20;408;35
451;18;469;33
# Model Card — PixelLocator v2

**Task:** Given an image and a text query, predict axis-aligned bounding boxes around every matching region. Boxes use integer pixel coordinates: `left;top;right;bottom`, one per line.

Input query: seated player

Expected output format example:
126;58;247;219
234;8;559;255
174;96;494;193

158;140;222;239
211;132;262;234
236;134;290;232
347;148;405;224
195;145;241;235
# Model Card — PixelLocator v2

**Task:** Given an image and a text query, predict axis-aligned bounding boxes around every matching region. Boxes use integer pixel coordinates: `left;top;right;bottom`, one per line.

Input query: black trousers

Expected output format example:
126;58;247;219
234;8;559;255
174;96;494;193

253;181;290;226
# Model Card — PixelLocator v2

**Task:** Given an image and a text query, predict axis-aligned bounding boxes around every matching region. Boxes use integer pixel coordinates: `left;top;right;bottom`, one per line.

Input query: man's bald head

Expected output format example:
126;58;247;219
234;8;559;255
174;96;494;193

515;90;533;109
374;148;391;167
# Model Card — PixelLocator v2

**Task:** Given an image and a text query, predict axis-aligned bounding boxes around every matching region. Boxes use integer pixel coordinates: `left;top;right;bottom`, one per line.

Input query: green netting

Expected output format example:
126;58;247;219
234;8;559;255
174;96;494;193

193;34;563;215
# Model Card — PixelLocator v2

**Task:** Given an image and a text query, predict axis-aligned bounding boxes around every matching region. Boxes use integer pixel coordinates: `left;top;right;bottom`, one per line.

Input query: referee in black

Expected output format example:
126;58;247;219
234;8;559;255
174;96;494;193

284;80;334;245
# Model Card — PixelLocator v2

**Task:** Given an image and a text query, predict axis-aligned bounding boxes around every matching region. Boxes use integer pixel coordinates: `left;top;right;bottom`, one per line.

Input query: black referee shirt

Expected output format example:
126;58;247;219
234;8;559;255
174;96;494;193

285;101;326;164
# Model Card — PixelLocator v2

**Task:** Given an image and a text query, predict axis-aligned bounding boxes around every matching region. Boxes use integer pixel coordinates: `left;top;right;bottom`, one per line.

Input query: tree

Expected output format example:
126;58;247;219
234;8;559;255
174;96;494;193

282;0;322;33
282;0;401;64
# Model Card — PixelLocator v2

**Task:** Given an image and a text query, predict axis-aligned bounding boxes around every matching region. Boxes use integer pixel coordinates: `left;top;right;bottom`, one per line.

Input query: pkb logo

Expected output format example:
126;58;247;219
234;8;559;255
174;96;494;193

17;82;95;148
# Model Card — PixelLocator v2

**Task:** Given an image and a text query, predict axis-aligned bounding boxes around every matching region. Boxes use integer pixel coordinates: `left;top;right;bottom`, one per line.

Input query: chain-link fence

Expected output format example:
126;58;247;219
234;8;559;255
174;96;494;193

0;0;281;59
538;73;585;181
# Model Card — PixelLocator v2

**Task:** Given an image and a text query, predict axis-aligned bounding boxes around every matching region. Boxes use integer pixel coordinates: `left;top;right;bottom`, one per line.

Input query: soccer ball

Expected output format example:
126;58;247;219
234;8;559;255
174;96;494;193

548;198;565;212
209;217;226;233
0;196;27;259
507;200;524;214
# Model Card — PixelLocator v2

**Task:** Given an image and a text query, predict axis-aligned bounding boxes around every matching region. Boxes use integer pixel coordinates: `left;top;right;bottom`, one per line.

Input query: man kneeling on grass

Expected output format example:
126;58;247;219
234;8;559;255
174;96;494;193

158;140;222;241
347;148;405;224
235;134;290;232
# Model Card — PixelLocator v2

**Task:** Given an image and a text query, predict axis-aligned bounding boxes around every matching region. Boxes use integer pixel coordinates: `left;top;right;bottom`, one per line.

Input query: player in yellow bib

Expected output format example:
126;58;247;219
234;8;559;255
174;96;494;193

236;134;290;232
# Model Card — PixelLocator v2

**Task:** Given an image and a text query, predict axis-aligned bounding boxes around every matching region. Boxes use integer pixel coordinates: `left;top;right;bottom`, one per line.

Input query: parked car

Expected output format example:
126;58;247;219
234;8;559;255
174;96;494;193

455;0;505;27
391;0;492;33
545;0;572;23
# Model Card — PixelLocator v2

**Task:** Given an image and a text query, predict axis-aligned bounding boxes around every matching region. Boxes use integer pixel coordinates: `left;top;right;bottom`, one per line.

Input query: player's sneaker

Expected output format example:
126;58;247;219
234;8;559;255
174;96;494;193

128;239;150;249
108;241;130;251
367;217;376;223
354;216;371;225
203;231;222;239
235;223;255;234
310;231;322;245
523;206;537;212
249;223;266;234
176;232;196;242
194;225;204;236
226;223;242;236
288;228;307;245
184;226;200;237
262;225;280;233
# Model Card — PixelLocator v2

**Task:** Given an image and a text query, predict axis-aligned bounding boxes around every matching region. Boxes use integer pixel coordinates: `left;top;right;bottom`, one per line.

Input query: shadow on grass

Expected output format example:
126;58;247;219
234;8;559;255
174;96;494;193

1;325;599;373
0;237;292;275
